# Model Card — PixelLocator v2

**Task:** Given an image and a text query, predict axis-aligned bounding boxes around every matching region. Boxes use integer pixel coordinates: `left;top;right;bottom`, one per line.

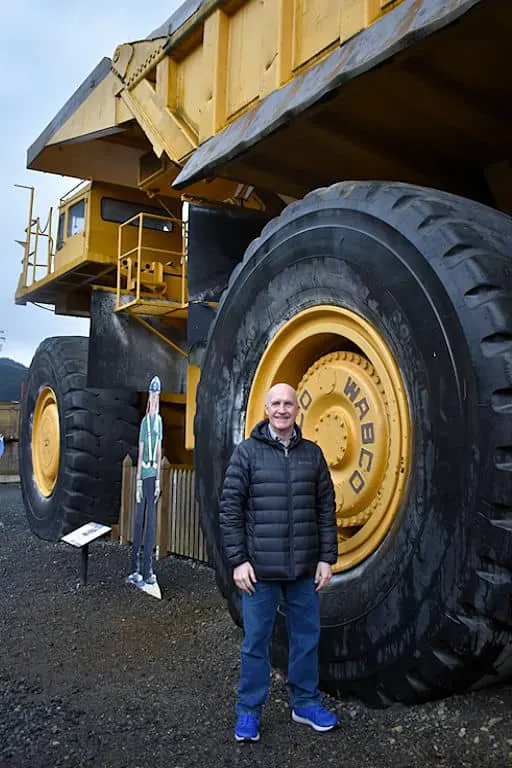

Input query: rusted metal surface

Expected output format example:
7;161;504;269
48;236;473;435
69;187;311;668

173;0;483;189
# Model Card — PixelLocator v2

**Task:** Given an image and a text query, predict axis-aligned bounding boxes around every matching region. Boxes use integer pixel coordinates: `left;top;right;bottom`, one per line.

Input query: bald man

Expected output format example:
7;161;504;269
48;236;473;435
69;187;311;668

220;383;338;742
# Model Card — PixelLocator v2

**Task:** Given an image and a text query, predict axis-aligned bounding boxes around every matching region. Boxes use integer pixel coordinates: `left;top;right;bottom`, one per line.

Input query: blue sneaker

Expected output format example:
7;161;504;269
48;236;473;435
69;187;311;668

292;705;338;732
234;714;260;742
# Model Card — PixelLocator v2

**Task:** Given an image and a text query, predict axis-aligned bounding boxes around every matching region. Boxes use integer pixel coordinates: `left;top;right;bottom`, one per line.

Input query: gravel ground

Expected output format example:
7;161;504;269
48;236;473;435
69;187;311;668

0;484;511;768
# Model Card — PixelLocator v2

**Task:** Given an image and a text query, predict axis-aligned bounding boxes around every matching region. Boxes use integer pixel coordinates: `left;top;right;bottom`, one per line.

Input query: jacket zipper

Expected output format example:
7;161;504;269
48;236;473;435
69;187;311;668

284;445;294;579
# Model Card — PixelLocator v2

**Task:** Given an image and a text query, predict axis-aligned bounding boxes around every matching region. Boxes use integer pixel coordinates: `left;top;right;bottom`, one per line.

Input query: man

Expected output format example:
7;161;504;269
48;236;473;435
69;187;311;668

220;382;338;742
126;375;162;587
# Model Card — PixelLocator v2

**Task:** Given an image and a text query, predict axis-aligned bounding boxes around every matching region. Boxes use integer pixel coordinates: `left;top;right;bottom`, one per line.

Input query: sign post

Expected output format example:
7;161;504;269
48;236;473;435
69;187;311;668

62;522;111;585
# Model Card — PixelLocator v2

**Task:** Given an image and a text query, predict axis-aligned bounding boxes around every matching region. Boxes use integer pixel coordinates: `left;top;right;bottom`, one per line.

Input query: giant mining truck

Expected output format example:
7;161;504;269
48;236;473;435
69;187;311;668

15;0;512;705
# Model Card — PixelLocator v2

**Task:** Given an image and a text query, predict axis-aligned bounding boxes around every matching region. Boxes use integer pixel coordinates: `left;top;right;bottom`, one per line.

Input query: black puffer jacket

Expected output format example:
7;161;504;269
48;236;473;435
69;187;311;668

219;420;337;580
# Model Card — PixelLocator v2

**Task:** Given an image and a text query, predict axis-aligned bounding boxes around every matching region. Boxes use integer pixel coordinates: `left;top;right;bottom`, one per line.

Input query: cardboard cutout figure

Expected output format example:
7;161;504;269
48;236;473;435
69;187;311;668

126;376;163;599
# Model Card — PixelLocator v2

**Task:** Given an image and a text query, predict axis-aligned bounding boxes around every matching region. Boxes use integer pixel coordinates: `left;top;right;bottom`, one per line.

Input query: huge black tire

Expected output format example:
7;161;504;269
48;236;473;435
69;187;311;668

20;336;139;540
195;182;512;705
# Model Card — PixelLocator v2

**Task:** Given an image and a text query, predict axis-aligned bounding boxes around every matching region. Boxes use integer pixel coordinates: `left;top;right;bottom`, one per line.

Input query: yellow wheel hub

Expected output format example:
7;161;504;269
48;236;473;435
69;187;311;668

32;386;60;497
246;306;410;571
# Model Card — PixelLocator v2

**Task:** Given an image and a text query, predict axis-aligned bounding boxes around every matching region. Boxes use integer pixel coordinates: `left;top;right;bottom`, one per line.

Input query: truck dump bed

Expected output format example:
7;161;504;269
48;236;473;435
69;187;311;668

26;0;511;208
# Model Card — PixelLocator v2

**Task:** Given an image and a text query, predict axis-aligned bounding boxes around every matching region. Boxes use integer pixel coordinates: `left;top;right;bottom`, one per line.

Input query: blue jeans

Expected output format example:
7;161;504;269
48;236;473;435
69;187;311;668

236;577;322;717
131;476;156;581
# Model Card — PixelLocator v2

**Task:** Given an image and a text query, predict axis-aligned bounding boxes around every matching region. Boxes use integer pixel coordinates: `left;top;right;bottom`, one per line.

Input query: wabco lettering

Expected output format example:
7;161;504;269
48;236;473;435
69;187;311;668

344;377;360;402
349;470;364;493
359;448;373;472
297;388;312;429
299;389;312;409
361;423;374;445
298;379;377;495
355;397;370;421
344;376;376;495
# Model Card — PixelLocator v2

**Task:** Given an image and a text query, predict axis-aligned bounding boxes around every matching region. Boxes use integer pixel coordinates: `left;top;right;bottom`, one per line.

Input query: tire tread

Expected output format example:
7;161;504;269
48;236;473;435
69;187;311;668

20;336;138;539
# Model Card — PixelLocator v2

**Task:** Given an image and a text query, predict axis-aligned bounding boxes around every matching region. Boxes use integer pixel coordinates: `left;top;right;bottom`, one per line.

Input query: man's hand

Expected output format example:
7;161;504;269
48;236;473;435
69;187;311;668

136;479;142;504
314;561;332;592
233;561;257;595
154;479;161;502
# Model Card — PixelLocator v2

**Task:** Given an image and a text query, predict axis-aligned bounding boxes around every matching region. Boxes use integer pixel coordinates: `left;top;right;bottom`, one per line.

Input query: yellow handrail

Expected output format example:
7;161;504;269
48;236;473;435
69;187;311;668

116;211;187;311
15;185;54;290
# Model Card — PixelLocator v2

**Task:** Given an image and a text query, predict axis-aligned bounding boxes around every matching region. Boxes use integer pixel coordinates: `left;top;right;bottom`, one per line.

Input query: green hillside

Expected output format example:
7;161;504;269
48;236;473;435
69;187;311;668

0;358;27;401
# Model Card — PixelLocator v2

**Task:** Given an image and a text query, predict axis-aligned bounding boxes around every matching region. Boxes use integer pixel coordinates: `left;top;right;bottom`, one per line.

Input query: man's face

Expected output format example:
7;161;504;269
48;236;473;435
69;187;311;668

265;384;299;435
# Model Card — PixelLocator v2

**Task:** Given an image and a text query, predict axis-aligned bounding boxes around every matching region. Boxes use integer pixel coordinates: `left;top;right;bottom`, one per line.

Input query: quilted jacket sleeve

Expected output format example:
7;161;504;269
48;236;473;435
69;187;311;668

219;442;251;568
316;450;338;564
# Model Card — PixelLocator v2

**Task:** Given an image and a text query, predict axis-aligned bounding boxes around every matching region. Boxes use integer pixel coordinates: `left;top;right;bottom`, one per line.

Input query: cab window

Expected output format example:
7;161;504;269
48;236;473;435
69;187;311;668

67;199;86;238
101;197;173;232
56;213;65;250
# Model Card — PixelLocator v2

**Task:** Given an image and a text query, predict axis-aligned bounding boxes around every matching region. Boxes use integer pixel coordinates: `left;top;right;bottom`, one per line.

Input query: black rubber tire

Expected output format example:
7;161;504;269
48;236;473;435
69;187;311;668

20;336;139;541
195;181;512;705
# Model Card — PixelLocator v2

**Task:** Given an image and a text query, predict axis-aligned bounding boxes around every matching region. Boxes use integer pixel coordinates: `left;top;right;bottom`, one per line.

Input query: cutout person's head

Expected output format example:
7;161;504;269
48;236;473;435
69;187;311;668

148;375;161;415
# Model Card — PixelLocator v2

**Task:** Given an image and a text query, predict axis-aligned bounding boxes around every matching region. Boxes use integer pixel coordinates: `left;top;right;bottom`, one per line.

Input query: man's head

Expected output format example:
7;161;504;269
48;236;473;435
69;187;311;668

265;383;299;438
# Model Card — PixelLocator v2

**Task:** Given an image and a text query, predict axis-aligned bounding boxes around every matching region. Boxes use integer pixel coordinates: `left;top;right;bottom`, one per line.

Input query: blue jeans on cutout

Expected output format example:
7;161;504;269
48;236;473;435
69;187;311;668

236;577;322;717
131;475;156;581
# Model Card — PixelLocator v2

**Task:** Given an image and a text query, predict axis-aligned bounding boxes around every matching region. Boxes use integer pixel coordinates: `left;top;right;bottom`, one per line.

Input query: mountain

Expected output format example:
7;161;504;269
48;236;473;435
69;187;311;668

0;358;27;401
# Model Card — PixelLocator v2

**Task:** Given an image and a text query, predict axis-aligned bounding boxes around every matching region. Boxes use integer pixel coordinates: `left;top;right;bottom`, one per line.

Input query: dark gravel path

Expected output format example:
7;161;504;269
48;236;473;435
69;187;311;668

1;484;511;768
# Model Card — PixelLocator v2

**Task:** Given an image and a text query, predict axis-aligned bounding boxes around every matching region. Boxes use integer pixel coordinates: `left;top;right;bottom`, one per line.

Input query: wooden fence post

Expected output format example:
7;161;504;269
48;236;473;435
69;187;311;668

119;454;133;545
155;456;170;560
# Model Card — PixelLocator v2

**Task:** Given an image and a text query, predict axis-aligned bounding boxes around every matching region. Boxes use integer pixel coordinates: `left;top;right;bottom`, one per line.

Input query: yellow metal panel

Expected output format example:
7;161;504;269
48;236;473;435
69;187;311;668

54;232;87;272
277;0;294;86
112;39;166;89
367;0;403;24
292;0;341;71
115;96;134;125
30;141;141;188
175;44;204;135
227;0;264;119
199;9;229;139
260;0;281;96
379;0;400;11
157;57;173;106
160;393;187;405
54;191;89;272
87;185;125;266
48;72;118;146
185;364;200;451
120;78;196;162
340;0;366;43
31;0;414;183
88;183;182;268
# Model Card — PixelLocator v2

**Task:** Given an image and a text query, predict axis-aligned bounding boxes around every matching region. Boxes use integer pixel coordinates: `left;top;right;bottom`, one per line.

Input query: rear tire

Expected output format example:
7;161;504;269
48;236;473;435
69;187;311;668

195;182;512;704
20;336;139;540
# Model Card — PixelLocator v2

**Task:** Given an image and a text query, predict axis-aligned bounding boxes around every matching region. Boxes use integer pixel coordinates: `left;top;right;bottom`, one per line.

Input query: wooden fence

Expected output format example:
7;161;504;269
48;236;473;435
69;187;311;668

117;456;210;565
0;441;19;477
0;403;20;478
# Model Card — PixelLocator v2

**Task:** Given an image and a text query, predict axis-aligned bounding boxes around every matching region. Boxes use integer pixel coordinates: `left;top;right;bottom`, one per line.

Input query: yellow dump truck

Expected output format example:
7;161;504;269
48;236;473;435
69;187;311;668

16;0;512;705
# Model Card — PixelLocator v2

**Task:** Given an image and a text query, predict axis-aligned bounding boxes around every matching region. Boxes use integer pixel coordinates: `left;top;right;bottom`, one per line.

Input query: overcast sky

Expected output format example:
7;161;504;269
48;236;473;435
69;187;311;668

1;0;181;366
